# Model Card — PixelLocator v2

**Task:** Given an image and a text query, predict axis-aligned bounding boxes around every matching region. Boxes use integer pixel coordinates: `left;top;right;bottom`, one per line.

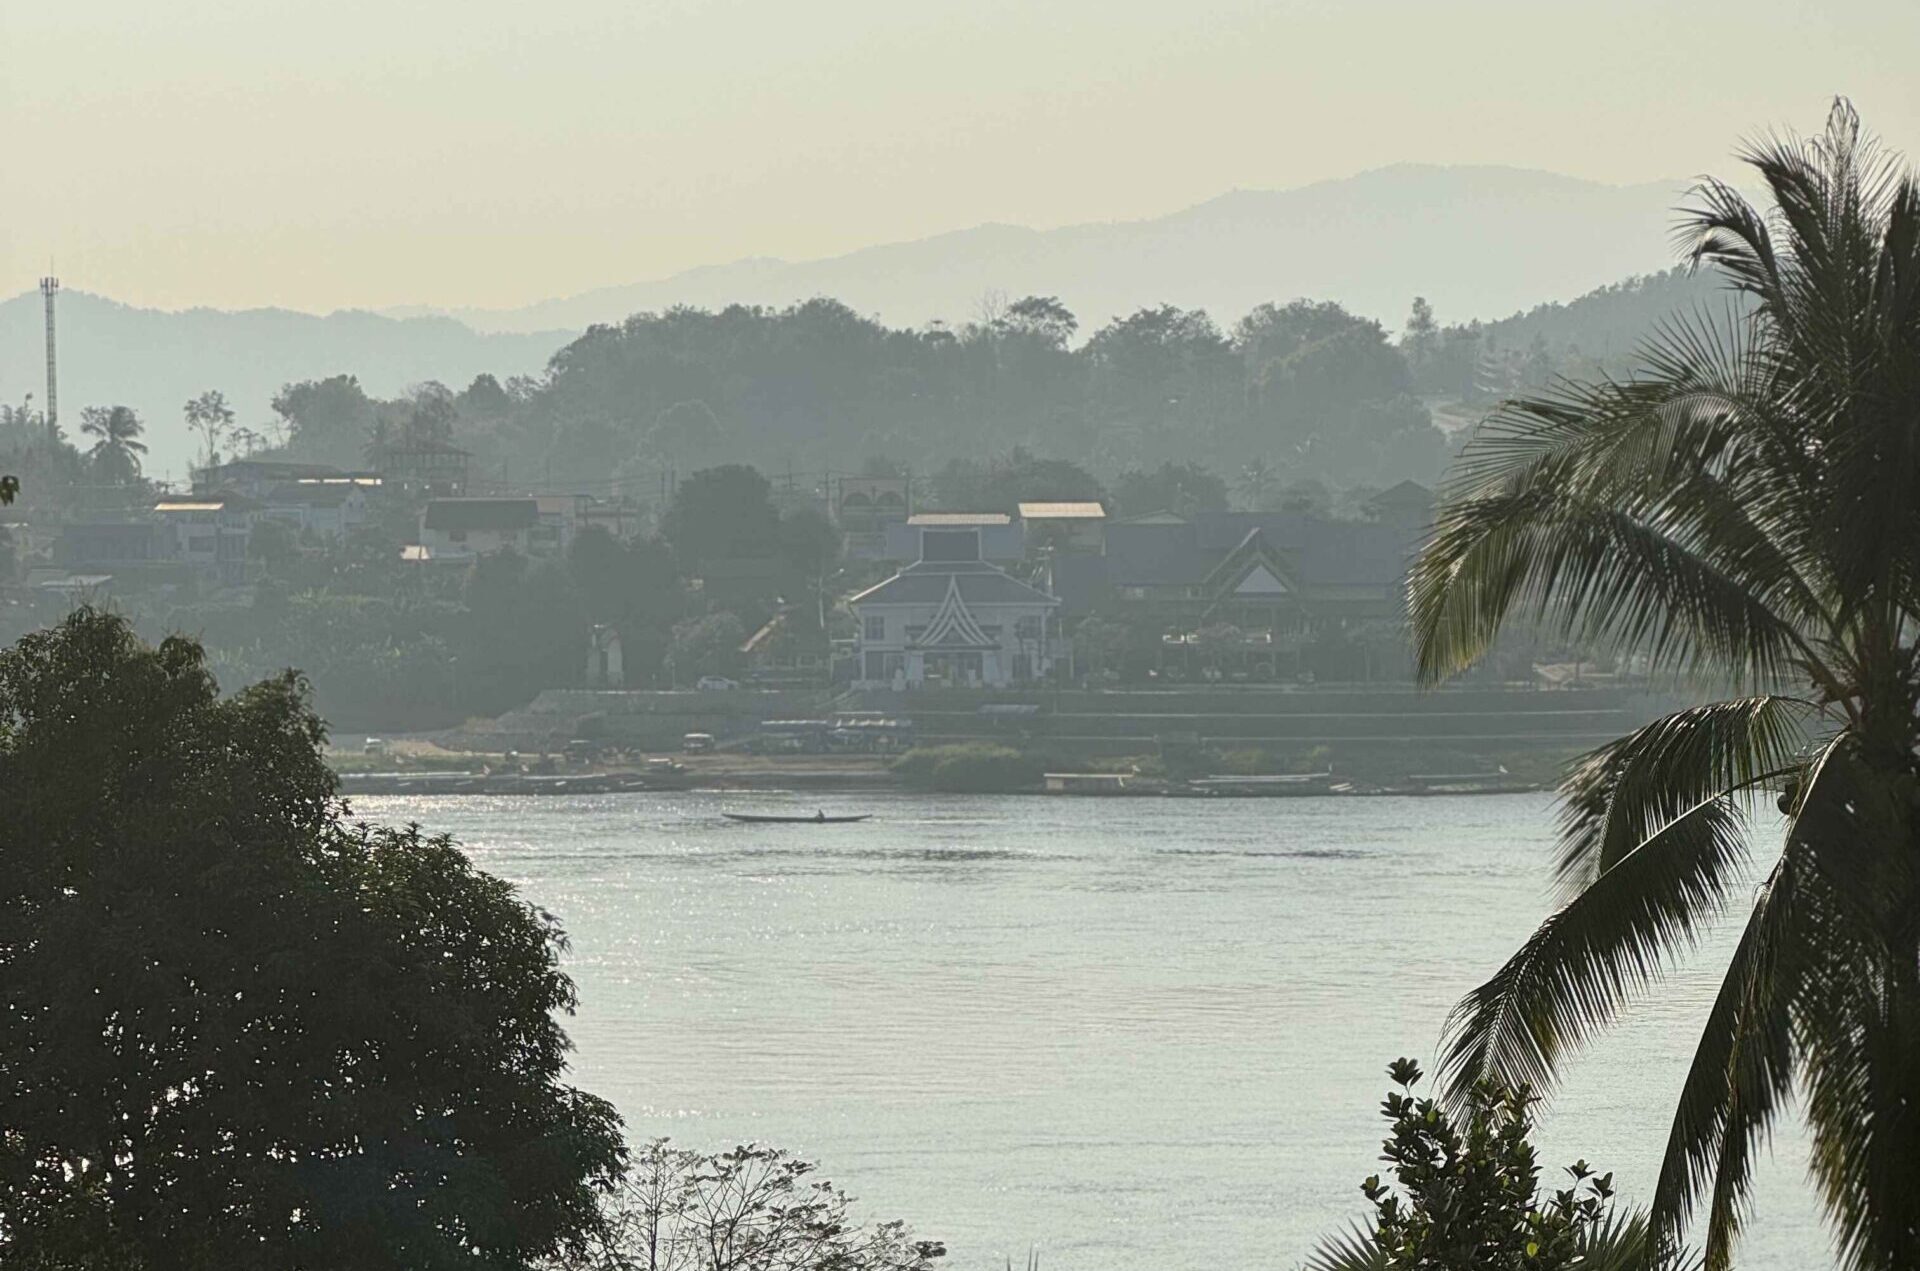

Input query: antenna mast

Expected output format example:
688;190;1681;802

39;277;60;445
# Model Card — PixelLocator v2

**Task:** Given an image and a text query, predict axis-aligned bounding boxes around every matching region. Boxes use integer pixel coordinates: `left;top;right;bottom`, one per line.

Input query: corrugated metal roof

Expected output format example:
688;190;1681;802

907;512;1011;526
1017;501;1106;519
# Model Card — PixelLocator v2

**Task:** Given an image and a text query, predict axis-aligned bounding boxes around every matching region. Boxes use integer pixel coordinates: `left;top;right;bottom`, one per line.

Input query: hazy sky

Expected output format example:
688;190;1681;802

6;0;1917;314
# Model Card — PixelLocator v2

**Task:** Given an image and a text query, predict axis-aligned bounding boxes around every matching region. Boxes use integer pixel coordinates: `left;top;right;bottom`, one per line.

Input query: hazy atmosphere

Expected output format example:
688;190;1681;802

7;1;1918;314
7;5;1920;1271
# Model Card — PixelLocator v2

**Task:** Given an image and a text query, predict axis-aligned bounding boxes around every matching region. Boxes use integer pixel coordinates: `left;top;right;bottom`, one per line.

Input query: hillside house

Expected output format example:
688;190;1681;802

417;497;538;560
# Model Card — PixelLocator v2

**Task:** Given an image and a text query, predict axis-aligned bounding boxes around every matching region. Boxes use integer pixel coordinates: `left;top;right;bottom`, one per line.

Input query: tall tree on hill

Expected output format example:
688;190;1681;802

1410;101;1920;1271
79;405;149;485
183;389;235;472
273;374;378;464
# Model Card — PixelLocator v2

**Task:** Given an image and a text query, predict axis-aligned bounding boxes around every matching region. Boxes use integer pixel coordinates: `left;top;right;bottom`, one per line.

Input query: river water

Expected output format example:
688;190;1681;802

357;791;1829;1269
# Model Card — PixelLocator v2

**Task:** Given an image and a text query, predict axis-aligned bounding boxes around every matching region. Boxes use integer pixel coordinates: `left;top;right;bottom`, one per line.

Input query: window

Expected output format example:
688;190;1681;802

1015;616;1042;642
863;651;888;680
864;615;886;642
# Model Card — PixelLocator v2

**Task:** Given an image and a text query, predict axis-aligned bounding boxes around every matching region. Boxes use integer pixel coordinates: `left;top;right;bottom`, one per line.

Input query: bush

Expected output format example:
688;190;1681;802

563;1140;943;1271
892;743;1043;793
1307;1059;1690;1271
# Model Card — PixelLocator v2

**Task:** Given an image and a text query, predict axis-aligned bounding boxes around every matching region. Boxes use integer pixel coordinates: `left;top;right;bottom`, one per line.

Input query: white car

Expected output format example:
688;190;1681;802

695;676;739;691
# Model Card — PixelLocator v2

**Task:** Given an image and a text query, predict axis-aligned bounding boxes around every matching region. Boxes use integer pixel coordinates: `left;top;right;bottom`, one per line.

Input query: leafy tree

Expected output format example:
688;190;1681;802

0;609;624;1268
928;447;1105;512
1409;101;1920;1271
457;372;514;420
462;550;589;711
78;405;148;484
996;295;1079;348
1110;461;1229;517
662;465;780;566
183;389;235;471
777;506;841;581
648;400;723;465
1086;305;1239;462
566;527;683;684
569;1140;943;1271
667;611;746;683
273;374;378;464
1307;1060;1681;1271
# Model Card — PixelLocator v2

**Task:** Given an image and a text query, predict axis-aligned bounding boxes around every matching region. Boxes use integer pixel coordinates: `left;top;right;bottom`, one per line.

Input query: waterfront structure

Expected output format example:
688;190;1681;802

850;520;1060;688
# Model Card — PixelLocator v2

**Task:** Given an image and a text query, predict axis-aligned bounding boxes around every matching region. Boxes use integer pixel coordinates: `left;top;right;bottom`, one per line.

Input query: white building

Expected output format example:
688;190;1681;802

259;478;376;539
416;497;539;560
849;523;1060;688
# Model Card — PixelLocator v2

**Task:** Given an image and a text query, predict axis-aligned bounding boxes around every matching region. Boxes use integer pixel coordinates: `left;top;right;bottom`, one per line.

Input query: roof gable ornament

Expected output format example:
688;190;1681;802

1201;526;1302;609
913;574;997;648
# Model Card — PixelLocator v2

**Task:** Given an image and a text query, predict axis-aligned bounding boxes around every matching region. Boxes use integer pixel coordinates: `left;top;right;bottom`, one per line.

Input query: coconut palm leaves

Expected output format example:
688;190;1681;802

1410;101;1920;1271
78;404;149;484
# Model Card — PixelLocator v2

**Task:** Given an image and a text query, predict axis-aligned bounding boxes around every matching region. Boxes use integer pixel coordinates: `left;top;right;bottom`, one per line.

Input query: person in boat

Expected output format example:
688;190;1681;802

815;810;825;822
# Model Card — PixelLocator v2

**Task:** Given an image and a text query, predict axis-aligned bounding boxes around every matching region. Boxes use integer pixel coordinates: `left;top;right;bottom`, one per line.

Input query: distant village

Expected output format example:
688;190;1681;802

34;442;1446;696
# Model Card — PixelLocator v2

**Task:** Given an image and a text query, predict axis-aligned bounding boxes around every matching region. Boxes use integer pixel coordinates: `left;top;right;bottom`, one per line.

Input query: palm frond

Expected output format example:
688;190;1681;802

1439;793;1747;1108
1409;486;1808;688
1649;847;1806;1268
1554;695;1815;894
1303;1223;1387;1271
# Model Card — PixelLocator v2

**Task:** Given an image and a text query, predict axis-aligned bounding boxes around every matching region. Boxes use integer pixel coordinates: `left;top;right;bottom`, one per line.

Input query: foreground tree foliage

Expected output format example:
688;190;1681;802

1411;101;1920;1269
0;609;624;1269
565;1140;943;1271
1307;1060;1680;1271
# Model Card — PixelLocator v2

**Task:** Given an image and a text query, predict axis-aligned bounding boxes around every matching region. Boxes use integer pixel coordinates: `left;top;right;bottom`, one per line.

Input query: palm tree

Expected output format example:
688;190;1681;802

1409;100;1920;1271
79;405;149;484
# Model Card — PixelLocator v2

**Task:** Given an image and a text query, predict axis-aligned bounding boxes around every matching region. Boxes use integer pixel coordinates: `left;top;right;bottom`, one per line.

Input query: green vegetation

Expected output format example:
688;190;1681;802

0;610;624;1268
893;743;1043;793
1308;1060;1683;1271
1412;102;1920;1270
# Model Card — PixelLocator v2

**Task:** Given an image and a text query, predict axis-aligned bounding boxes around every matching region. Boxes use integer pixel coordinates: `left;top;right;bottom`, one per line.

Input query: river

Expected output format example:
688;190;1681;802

356;790;1830;1269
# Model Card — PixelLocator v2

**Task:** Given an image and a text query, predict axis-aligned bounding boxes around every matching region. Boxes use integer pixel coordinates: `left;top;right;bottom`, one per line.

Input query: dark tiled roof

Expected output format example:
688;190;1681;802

423;498;537;532
850;559;1058;607
1106;513;1416;590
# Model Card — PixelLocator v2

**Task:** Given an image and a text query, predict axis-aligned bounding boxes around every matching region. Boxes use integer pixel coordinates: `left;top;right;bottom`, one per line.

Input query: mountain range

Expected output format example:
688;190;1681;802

408;163;1692;334
3;164;1696;474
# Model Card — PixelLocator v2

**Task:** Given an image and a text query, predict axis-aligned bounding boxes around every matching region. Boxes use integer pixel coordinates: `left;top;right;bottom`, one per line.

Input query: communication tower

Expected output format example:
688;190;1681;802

39;276;59;444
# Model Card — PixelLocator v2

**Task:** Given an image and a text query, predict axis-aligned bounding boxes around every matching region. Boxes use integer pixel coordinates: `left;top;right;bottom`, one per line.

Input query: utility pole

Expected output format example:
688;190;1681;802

39;277;59;446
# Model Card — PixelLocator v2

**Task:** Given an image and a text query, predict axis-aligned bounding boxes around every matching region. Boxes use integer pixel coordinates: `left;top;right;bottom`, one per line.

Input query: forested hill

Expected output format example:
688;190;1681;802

418;165;1686;335
0;290;568;476
1475;266;1738;366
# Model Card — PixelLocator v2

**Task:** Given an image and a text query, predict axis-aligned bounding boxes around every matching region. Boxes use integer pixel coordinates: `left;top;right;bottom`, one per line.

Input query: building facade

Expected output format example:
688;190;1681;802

849;524;1060;689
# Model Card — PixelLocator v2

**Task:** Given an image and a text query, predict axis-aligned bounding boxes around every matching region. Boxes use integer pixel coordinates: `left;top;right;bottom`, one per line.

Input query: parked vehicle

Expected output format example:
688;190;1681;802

682;733;715;754
696;675;738;691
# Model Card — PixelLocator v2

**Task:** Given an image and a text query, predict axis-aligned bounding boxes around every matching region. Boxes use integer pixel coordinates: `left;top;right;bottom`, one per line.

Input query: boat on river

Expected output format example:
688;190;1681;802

722;811;872;824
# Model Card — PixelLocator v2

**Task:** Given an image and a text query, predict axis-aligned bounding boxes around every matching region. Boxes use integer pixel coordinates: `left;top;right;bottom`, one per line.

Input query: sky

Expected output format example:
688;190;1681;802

5;0;1918;315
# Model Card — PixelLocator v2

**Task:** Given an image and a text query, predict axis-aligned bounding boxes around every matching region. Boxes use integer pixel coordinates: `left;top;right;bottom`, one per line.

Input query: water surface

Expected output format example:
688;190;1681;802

358;791;1828;1269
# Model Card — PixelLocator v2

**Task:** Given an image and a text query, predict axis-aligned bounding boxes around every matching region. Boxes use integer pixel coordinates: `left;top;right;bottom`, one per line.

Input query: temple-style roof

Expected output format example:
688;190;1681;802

910;576;997;649
849;558;1059;608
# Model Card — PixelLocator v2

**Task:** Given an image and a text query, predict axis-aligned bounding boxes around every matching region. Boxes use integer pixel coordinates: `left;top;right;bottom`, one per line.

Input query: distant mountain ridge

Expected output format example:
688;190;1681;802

416;163;1693;334
2;164;1703;476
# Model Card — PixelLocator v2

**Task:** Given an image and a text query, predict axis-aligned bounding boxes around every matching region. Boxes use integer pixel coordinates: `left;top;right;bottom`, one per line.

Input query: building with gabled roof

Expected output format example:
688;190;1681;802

849;521;1060;688
417;497;538;559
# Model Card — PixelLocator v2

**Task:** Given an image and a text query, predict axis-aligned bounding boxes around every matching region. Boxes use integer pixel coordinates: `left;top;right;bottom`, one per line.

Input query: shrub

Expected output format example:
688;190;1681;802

892;743;1042;793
